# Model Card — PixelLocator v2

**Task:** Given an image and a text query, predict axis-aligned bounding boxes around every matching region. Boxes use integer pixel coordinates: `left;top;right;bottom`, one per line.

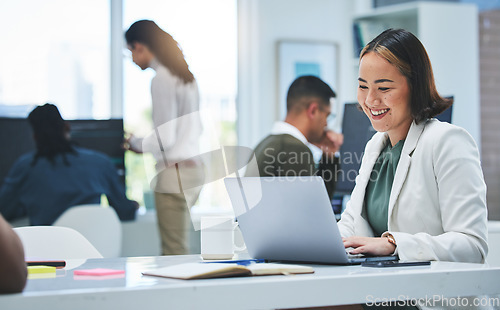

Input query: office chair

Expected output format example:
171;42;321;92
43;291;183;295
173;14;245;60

53;205;122;258
14;226;103;260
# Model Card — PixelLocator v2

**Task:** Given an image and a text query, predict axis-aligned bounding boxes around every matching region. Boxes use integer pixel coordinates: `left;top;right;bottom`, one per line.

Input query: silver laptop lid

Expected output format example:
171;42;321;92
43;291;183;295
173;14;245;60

224;176;350;264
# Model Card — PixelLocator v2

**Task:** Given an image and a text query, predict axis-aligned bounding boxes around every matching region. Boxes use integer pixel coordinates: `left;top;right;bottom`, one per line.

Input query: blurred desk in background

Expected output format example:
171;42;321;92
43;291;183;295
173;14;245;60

9;205;242;257
121;207;161;257
121;205;233;257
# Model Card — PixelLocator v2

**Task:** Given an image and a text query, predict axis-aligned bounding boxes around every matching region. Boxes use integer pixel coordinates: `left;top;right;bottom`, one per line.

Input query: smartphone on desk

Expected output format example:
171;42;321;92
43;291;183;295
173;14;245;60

361;260;430;268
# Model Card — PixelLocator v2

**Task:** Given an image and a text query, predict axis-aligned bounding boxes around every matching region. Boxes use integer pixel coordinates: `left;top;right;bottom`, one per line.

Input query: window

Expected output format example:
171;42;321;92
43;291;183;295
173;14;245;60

0;0;110;119
123;0;238;208
0;0;238;209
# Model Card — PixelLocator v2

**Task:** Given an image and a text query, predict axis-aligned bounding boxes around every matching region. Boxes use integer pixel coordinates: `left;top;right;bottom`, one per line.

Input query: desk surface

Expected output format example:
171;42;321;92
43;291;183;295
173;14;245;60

2;255;500;310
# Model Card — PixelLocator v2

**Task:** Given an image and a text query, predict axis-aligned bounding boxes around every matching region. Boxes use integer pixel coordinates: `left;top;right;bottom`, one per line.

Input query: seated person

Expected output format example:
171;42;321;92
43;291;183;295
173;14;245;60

246;75;343;199
0;213;27;294
0;104;138;225
339;29;488;263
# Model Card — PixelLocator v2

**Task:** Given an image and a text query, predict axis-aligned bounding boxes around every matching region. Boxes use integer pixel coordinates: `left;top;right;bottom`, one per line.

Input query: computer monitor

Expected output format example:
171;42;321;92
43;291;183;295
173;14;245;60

434;102;453;123
335;101;452;195
0;118;125;187
68;119;125;185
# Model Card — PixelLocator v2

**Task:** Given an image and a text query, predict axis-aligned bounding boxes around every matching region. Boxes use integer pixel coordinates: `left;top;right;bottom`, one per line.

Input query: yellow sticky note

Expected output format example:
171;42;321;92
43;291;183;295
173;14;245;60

28;265;56;274
28;272;57;280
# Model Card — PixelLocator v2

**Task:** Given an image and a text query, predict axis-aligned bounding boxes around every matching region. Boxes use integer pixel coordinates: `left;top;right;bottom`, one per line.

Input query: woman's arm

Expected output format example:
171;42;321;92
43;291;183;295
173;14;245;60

101;157;138;221
393;126;488;263
0;214;27;293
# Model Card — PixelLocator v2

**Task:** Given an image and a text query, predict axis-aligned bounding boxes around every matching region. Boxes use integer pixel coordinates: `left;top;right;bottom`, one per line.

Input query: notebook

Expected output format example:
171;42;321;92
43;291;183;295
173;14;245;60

224;176;398;265
142;262;314;280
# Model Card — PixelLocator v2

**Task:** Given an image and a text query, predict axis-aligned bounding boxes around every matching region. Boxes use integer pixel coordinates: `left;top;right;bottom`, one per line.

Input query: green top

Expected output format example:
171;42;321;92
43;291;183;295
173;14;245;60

364;139;405;237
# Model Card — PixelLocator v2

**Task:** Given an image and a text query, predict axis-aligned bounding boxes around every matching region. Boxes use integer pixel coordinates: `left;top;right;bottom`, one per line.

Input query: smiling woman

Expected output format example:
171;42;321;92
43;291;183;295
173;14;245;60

357;52;412;147
356;28;452;147
338;29;488;265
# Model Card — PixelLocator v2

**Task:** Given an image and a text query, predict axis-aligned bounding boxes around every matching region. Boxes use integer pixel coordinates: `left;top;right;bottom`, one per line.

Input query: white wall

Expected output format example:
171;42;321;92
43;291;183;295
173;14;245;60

237;1;481;150
237;0;357;148
417;2;480;149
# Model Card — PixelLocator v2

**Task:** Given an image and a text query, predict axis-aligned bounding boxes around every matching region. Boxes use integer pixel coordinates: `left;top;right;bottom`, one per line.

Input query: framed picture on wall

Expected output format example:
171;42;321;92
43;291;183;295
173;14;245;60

277;40;338;122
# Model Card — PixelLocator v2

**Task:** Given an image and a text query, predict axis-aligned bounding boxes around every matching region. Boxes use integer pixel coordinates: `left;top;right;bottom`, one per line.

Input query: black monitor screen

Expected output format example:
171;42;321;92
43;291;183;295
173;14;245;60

435;101;453;124
0;118;125;187
335;102;452;195
335;104;375;195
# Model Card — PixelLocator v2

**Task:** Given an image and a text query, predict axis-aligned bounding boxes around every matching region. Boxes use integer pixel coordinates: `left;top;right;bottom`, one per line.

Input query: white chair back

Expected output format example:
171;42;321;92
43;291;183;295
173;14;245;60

53;205;122;258
14;226;103;260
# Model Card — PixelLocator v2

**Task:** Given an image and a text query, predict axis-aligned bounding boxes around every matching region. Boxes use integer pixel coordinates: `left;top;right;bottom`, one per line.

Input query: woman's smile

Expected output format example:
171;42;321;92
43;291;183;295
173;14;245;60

369;108;390;118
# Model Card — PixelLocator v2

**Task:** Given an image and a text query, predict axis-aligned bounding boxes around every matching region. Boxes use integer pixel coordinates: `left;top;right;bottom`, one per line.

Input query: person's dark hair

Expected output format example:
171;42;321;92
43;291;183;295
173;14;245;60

286;75;336;113
28;103;75;166
360;28;452;124
125;20;194;84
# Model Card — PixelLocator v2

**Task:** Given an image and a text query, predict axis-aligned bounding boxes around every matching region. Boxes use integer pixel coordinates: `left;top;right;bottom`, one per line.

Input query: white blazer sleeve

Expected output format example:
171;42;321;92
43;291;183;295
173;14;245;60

338;199;356;237
392;126;488;263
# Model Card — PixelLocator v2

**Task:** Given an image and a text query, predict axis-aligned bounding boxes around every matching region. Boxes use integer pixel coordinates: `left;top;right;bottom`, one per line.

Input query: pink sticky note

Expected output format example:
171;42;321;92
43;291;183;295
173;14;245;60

73;268;125;276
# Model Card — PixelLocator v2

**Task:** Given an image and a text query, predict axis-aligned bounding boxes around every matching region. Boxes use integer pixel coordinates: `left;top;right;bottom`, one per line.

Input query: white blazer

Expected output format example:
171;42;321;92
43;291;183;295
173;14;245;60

338;119;488;263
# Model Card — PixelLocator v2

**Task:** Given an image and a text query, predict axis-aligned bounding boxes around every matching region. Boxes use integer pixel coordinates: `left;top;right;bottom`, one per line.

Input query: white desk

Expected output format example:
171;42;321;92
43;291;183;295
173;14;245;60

2;255;500;310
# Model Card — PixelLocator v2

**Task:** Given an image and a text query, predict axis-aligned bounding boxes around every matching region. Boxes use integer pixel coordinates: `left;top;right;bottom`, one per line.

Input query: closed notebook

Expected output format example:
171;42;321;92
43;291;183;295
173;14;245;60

142;262;314;280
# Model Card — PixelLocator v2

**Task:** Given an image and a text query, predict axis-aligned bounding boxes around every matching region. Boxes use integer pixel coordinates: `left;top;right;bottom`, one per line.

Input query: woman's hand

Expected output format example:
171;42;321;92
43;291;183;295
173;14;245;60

123;133;143;154
343;236;396;256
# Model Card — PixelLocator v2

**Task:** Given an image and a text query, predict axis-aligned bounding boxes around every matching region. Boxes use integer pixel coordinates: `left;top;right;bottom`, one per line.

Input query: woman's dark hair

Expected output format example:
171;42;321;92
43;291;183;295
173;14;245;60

125;20;194;84
28;103;75;166
360;28;452;124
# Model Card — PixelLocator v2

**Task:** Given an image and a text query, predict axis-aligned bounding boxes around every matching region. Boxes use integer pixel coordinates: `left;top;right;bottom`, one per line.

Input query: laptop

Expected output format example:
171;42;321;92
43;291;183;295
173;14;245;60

224;176;398;265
